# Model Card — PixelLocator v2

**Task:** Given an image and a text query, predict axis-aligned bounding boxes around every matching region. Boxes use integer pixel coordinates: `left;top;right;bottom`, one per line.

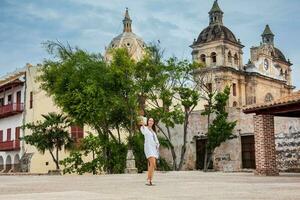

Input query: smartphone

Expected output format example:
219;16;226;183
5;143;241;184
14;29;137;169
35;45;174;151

143;117;147;125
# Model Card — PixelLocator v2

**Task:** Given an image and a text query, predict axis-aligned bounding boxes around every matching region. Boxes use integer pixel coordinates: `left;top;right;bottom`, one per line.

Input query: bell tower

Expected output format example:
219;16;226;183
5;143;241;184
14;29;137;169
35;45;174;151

123;8;132;33
209;0;223;25
261;24;274;45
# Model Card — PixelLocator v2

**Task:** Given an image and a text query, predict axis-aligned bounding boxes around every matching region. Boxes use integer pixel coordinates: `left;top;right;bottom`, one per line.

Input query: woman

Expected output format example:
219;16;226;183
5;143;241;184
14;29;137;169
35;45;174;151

140;117;160;186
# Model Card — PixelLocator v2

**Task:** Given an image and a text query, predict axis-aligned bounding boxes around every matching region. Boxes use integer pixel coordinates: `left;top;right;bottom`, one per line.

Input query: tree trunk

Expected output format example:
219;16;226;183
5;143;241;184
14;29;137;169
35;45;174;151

92;151;96;175
170;145;177;170
116;124;121;144
204;102;211;172
49;150;58;170
166;127;177;170
178;109;189;170
56;147;59;170
204;148;208;172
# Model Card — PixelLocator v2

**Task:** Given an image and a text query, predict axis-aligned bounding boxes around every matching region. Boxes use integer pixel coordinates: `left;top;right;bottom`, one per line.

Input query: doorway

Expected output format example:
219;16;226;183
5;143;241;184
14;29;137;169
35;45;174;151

196;138;213;170
241;135;256;169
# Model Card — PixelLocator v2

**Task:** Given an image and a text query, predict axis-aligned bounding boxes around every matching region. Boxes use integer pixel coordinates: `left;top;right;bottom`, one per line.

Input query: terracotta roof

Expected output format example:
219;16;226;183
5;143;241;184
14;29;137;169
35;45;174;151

243;91;300;112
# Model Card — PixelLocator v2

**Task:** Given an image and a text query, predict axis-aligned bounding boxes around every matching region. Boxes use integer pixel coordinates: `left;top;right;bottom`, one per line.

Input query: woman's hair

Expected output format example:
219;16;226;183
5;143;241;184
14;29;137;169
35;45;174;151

147;117;156;132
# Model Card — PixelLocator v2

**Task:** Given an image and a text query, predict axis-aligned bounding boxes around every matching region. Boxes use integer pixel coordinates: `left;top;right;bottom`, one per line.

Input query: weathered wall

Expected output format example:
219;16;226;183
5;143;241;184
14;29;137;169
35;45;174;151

162;108;300;172
274;117;300;172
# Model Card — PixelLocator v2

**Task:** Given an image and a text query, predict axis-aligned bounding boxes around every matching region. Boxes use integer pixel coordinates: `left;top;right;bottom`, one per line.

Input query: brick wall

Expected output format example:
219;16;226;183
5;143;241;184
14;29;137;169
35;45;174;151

253;115;279;176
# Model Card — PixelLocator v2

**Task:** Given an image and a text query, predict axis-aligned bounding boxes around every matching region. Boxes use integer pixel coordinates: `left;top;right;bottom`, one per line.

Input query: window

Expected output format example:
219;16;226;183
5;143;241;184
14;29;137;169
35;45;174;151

7;95;12;104
0;130;3;142
280;69;283;76
265;93;274;103
7;128;11;141
200;54;206;63
264;59;269;70
233;101;238;107
0;98;4;106
232;83;237;96
228;51;232;64
30;92;33;109
285;70;288;80
16;91;21;104
15;127;20;140
234;54;238;65
207;83;212;93
211;52;217;64
70;126;84;142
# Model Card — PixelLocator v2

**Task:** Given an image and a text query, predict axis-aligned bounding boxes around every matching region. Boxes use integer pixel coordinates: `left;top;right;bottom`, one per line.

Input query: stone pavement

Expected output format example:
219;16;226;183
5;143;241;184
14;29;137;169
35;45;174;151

0;171;299;200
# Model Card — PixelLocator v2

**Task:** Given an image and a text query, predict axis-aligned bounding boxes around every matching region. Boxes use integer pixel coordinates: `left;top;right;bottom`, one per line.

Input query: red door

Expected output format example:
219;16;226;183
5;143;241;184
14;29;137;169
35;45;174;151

15;127;20;140
7;128;11;141
16;91;21;111
0;130;3;142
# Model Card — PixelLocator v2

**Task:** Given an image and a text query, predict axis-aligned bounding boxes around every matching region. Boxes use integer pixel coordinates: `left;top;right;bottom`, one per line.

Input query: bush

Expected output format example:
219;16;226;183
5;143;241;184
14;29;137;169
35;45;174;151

61;134;127;174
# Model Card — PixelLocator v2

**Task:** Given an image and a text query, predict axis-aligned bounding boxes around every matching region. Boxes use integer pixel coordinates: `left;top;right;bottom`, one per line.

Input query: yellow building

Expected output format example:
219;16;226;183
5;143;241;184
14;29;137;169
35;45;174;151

0;8;146;174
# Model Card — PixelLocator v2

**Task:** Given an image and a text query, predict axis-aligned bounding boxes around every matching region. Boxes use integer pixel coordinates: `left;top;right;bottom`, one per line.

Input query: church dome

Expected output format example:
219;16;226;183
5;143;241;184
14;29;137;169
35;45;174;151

107;32;146;53
274;48;287;62
105;8;146;61
195;24;239;45
192;1;242;47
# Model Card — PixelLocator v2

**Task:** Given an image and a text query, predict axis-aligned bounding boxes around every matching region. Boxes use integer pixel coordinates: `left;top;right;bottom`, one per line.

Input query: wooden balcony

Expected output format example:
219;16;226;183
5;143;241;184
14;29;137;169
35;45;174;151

0;103;24;119
0;140;20;151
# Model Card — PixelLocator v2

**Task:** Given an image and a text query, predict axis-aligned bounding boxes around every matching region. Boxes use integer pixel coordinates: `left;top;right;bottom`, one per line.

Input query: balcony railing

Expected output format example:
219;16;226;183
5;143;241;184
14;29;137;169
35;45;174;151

0;103;24;118
0;140;20;151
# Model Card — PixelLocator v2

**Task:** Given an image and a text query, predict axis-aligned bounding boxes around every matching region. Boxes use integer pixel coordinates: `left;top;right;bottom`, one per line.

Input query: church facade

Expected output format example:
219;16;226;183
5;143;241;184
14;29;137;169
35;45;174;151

179;0;300;172
0;2;299;173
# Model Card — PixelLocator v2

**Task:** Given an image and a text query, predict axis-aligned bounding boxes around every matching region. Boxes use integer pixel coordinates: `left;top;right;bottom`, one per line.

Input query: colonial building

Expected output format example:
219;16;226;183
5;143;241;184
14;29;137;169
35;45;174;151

0;69;25;172
178;0;300;172
105;8;146;62
0;3;298;174
0;9;145;173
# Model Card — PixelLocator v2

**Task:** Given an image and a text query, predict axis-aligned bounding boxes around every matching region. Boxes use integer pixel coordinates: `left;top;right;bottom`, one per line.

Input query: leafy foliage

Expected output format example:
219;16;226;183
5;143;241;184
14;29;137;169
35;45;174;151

206;86;237;151
60;133;127;174
201;86;237;170
39;41;198;173
140;46;203;170
22;112;73;170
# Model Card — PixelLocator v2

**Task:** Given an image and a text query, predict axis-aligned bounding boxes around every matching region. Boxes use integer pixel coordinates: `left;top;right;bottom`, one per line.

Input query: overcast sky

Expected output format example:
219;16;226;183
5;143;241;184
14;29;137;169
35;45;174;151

0;0;299;89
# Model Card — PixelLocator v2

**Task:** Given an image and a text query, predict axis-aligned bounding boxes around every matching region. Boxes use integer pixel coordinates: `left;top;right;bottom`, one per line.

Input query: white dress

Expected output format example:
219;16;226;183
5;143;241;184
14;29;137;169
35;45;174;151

140;126;160;159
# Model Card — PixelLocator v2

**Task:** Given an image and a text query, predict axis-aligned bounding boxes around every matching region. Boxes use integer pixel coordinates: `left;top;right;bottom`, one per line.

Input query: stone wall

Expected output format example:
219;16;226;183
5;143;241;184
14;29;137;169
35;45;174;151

160;108;300;172
274;117;300;172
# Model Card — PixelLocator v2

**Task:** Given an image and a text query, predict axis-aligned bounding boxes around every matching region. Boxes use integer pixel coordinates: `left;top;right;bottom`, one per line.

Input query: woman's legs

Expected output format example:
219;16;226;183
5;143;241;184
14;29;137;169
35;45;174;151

147;157;156;183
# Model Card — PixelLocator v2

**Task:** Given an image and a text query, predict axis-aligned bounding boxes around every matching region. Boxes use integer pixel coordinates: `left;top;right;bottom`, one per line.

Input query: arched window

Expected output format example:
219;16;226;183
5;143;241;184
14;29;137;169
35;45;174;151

265;93;274;103
234;53;238;65
232;83;237;96
285;70;288;80
264;59;269;70
233;101;238;107
280;69;283;76
228;51;232;64
200;54;206;63
211;52;217;64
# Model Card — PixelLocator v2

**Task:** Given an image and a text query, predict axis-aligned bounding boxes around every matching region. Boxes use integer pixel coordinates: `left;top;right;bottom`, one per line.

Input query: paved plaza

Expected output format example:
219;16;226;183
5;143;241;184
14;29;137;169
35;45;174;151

0;171;299;200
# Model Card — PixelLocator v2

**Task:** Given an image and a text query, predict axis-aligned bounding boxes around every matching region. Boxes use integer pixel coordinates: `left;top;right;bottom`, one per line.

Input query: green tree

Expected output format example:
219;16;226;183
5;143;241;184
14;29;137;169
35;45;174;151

22;112;73;170
139;46;203;170
201;86;237;171
39;41;142;174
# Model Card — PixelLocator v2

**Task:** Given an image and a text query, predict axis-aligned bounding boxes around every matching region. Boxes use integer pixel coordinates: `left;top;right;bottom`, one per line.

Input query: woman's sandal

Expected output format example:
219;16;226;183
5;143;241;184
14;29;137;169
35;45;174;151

145;179;153;186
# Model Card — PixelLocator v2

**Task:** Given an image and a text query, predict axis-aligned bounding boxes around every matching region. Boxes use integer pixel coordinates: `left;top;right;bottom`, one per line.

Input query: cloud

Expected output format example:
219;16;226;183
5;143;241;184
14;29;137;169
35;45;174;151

0;0;299;89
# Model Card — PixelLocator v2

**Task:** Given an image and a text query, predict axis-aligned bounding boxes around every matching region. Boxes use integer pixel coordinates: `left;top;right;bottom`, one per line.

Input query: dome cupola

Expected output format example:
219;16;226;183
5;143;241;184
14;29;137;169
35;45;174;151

105;8;146;62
